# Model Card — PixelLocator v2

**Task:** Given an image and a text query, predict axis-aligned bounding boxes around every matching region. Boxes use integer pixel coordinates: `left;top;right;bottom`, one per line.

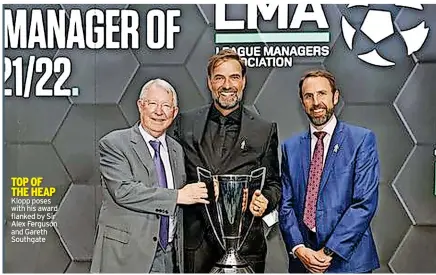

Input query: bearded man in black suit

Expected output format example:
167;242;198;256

172;49;281;273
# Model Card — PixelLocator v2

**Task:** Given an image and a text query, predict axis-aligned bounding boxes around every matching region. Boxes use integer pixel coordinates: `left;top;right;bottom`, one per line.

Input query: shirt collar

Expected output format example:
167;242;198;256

209;104;242;124
138;124;168;151
310;115;337;138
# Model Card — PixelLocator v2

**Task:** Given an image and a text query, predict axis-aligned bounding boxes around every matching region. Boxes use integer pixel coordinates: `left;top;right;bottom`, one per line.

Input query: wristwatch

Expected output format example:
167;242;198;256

323;247;334;257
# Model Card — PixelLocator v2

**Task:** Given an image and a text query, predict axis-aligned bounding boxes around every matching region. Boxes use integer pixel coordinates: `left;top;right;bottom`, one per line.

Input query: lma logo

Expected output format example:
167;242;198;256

341;4;429;67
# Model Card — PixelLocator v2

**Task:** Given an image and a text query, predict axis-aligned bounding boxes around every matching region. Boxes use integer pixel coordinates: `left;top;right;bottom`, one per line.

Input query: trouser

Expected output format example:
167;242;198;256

150;242;178;273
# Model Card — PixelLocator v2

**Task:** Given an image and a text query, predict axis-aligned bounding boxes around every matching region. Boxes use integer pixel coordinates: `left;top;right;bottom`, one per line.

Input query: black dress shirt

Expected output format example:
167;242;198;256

203;105;242;169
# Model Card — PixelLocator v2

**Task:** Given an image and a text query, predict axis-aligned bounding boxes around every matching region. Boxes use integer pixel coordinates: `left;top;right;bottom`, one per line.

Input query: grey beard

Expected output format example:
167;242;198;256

308;107;335;126
215;96;240;110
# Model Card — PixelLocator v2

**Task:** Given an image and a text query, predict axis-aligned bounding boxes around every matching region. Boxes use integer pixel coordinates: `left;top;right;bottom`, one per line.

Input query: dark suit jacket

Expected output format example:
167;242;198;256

91;123;186;273
172;104;281;258
280;121;380;273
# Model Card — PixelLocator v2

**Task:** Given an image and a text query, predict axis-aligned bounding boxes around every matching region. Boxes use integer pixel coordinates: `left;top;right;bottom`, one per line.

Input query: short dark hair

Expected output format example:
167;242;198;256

207;49;247;78
298;69;338;99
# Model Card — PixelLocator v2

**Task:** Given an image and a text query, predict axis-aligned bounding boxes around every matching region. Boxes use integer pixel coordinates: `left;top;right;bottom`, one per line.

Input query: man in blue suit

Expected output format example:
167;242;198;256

279;70;380;273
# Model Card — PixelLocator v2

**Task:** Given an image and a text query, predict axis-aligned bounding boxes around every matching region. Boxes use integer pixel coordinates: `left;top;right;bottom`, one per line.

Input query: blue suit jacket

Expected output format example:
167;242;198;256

279;121;380;273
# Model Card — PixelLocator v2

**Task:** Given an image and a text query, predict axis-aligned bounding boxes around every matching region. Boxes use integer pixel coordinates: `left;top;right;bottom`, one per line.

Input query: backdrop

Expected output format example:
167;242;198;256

3;4;436;273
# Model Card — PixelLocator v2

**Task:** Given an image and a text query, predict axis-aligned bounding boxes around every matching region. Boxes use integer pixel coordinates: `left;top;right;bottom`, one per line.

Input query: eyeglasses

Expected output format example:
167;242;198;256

141;99;174;113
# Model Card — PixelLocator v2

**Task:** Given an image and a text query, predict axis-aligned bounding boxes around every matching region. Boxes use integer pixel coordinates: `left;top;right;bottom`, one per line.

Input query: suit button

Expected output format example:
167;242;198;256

153;237;157;242
156;215;160;219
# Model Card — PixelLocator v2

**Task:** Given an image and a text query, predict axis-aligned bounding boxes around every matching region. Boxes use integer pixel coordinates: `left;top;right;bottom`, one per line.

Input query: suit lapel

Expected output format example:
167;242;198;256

193;106;216;172
130;124;155;177
319;121;346;193
300;131;311;191
166;137;182;189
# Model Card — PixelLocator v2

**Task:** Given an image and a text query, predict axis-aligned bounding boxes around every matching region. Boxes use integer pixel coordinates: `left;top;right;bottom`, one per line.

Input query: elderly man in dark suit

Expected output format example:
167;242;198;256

91;79;208;273
172;49;281;273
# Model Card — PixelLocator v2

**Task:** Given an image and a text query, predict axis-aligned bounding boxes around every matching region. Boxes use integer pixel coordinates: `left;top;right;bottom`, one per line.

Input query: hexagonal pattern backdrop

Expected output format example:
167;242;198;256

3;4;436;273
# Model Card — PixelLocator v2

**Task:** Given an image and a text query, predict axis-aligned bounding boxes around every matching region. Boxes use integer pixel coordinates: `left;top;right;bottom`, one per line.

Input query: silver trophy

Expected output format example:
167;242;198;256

197;167;266;273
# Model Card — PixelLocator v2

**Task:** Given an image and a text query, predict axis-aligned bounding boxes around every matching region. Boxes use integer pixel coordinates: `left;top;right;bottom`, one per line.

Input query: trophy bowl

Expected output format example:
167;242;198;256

197;167;266;273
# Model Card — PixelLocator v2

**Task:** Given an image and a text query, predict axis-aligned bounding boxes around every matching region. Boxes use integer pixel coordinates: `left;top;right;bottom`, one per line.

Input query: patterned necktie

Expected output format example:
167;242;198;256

303;131;327;230
149;140;169;249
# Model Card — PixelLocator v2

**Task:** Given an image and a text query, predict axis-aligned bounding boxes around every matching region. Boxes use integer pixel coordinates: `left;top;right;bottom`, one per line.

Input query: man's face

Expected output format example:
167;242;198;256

208;59;246;112
301;76;339;128
137;85;179;138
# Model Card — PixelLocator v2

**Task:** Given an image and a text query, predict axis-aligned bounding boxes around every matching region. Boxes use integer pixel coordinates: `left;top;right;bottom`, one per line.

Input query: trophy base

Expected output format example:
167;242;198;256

210;265;254;273
209;249;254;273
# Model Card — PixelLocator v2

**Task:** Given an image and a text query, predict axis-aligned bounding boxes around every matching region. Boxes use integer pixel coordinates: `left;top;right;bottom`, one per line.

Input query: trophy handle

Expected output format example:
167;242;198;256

237;167;267;251
196;167;211;179
196;167;225;250
250;167;266;191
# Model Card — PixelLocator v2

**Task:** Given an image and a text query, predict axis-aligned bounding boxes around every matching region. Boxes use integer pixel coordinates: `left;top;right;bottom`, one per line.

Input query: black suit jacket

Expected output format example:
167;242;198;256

172;104;281;258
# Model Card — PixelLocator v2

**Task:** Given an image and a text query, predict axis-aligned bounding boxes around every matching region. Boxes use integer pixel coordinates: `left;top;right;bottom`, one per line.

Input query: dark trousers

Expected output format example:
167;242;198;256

184;238;265;273
306;229;319;250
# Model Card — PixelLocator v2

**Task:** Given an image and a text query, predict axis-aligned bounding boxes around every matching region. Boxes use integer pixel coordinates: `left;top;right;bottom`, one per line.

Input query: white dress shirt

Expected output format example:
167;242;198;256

139;125;176;243
291;115;338;256
309;115;337;169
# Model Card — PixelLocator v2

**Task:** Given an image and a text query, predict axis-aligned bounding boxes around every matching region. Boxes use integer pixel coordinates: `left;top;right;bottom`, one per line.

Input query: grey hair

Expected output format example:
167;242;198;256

139;78;178;107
